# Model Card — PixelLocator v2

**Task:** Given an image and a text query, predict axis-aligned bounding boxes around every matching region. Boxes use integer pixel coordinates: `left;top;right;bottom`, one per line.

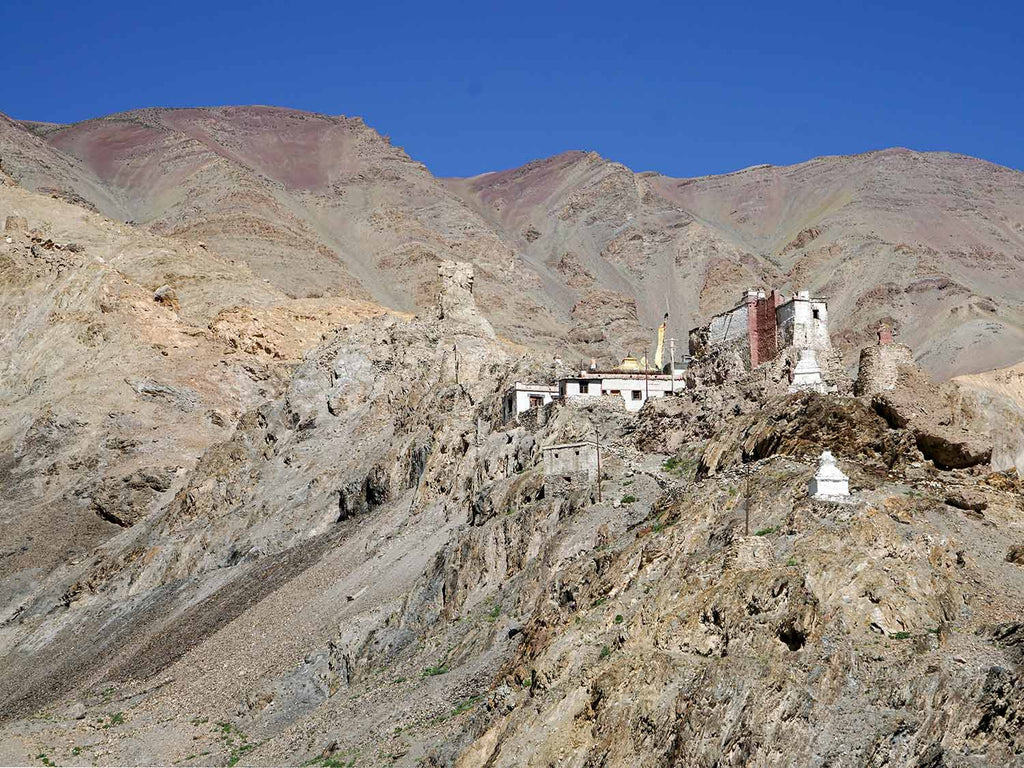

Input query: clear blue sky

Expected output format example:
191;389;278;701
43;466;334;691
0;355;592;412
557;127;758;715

4;0;1021;177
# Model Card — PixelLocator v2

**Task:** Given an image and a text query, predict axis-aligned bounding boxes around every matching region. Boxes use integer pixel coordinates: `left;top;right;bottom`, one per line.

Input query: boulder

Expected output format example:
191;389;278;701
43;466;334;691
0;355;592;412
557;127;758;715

153;284;180;312
1007;545;1024;566
945;490;988;513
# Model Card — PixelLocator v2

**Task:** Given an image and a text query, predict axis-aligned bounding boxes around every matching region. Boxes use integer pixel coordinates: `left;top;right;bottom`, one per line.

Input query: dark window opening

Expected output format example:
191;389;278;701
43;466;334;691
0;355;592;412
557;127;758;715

529;395;543;408
632;390;643;400
812;308;820;320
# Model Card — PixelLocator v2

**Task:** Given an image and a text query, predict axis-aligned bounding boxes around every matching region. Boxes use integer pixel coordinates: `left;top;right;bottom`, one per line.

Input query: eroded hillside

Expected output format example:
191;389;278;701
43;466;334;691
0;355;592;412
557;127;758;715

1;113;1023;768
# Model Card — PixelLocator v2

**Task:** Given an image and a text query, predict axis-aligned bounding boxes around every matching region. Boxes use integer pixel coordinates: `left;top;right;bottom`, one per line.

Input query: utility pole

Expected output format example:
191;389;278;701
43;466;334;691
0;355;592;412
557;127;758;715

669;337;677;395
644;346;649;401
744;460;751;536
595;428;602;503
453;344;459;385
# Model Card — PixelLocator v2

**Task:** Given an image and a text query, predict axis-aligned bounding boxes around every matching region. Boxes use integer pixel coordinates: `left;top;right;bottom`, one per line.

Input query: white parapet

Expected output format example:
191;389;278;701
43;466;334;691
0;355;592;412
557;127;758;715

808;450;850;499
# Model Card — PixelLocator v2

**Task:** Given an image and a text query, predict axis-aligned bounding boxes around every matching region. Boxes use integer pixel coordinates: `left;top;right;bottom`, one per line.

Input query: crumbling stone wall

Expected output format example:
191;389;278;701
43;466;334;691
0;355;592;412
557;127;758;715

689;302;748;360
5;215;28;233
855;343;915;396
543;471;595;499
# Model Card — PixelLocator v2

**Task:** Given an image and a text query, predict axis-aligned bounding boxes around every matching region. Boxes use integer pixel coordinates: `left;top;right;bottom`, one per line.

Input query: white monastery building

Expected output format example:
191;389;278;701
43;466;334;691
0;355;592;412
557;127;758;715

502;287;833;420
502;383;559;421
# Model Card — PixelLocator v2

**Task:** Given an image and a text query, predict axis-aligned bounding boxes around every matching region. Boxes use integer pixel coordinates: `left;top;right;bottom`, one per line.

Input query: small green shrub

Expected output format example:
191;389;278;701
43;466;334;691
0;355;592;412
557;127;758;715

662;454;696;477
599;645;611;660
786;557;798;567
613;614;624;624
422;664;448;678
754;526;778;537
451;696;480;716
620;494;637;504
891;631;912;640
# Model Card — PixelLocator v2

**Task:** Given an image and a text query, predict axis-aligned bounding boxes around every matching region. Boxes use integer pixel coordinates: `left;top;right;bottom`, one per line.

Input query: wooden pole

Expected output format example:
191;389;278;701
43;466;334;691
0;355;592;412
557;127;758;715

744;460;751;536
644;347;649;401
669;337;676;395
595;428;602;503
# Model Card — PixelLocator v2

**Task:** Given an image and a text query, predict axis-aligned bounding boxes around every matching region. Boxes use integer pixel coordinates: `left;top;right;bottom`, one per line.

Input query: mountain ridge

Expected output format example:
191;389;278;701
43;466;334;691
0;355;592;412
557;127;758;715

3;105;1023;378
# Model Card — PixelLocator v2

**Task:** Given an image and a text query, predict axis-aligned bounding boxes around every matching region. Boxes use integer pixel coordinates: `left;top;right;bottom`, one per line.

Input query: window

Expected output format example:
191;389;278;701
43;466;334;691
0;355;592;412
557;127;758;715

529;395;543;408
812;308;820;320
632;390;643;400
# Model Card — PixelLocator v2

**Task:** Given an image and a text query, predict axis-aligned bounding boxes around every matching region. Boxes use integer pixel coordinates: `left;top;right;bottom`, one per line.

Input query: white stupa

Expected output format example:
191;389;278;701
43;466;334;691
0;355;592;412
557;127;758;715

808;450;850;499
789;348;824;392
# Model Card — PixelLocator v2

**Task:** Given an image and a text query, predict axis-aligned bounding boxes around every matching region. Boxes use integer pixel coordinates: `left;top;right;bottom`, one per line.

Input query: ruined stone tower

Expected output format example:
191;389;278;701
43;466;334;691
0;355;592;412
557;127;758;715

854;323;915;396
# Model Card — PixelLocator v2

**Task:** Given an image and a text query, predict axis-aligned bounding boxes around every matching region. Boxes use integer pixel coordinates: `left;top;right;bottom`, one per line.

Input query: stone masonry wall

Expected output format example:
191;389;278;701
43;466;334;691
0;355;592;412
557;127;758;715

690;303;749;360
855;343;915;396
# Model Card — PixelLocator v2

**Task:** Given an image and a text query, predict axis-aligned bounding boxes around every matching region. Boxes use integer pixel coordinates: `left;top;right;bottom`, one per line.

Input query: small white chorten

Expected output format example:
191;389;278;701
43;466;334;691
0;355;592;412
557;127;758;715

808;450;850;499
789;348;824;392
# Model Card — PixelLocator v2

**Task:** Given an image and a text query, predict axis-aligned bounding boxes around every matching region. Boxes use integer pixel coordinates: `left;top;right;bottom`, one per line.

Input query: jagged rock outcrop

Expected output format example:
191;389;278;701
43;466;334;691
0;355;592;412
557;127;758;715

869;361;993;470
437;260;494;337
694;391;914;479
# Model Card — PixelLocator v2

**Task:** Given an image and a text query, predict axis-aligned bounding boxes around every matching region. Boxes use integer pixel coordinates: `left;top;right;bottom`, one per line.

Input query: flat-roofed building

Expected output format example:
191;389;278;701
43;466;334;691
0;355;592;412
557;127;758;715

558;370;684;412
502;382;559;422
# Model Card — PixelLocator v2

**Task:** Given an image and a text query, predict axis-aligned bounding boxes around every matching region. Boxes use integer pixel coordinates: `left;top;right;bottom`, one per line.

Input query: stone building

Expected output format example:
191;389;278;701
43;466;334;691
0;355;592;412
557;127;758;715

776;291;831;351
688;289;831;370
542;441;599;495
855;324;915;396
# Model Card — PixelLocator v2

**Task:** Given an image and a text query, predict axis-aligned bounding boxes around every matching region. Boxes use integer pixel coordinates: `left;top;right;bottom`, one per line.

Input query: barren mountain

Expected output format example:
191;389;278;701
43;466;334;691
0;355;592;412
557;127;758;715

4;107;1024;376
1;107;566;349
448;149;1024;377
2;106;1024;767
